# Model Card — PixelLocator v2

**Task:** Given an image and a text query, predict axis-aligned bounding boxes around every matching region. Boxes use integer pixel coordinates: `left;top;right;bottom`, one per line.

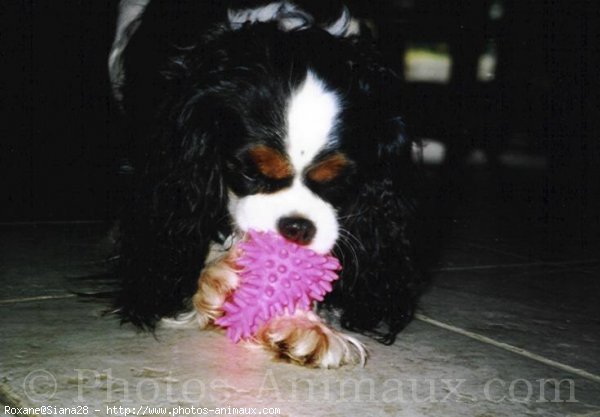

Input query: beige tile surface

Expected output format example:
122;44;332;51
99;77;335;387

1;224;599;417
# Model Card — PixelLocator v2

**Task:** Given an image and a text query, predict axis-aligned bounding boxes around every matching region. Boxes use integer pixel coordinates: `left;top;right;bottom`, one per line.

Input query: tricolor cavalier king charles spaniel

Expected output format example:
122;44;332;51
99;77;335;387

110;0;424;368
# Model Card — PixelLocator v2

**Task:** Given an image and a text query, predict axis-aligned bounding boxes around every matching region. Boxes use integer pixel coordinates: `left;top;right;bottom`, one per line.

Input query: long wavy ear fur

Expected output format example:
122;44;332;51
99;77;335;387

115;90;230;329
326;39;425;345
334;145;423;344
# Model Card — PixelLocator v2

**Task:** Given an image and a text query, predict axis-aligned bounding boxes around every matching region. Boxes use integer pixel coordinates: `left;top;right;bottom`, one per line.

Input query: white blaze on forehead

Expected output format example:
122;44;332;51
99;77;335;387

286;72;341;171
227;72;342;253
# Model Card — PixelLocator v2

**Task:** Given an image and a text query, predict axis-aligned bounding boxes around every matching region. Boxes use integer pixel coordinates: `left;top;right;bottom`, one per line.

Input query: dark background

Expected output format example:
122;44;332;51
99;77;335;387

2;0;599;233
2;0;120;221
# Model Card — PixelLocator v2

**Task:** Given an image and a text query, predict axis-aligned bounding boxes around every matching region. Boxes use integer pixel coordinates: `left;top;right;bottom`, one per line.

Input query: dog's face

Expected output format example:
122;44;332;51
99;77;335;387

143;24;402;256
225;71;354;253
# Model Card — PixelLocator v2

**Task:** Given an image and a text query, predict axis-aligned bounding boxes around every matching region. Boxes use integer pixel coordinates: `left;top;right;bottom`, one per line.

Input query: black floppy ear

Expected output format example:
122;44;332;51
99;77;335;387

333;119;423;344
327;53;424;344
116;96;230;329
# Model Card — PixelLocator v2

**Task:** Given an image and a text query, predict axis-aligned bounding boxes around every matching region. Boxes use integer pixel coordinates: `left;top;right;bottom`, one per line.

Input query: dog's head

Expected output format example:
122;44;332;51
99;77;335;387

153;24;406;255
118;8;407;255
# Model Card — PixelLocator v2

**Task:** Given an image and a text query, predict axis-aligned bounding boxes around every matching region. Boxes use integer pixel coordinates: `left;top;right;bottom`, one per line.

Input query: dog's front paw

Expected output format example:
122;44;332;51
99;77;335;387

257;311;367;368
192;253;240;328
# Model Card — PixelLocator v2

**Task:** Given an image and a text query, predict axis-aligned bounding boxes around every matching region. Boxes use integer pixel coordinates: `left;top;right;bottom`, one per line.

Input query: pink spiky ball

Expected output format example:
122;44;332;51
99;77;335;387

215;229;341;342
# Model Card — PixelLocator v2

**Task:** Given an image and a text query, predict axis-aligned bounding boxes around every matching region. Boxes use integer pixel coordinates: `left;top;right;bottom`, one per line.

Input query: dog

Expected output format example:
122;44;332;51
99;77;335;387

109;0;424;368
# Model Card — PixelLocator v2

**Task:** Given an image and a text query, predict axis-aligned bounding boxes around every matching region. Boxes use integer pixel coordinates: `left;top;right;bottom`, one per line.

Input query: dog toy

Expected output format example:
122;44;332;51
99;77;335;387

215;229;341;342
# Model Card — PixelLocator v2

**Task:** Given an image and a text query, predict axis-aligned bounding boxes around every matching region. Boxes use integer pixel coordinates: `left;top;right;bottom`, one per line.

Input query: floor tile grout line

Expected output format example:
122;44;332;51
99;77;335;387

0;382;30;416
462;240;600;274
0;294;77;305
431;262;545;272
415;313;600;384
570;411;600;417
430;259;600;272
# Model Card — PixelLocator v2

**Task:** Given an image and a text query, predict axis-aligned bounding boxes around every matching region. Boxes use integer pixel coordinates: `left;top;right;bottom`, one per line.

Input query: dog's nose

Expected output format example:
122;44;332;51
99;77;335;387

277;216;316;245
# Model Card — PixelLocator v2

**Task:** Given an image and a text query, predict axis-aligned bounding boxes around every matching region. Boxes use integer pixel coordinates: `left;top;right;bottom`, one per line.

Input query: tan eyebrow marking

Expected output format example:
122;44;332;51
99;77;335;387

306;153;350;183
248;145;293;180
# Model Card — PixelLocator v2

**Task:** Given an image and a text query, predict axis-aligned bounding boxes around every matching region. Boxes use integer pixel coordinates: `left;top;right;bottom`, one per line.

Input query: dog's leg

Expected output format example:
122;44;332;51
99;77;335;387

192;250;240;329
256;310;367;368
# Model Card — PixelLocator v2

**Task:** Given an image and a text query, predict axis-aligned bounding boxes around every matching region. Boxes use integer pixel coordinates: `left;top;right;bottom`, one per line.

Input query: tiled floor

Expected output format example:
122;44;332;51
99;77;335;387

2;169;600;417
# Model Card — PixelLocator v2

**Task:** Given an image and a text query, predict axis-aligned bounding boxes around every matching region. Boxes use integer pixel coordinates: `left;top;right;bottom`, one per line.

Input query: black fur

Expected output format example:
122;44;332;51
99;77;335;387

114;0;425;343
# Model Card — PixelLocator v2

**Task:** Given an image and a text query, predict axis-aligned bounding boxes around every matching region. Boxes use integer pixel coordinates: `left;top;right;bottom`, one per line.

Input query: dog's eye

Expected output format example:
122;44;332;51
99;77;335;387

306;153;351;183
247;145;293;180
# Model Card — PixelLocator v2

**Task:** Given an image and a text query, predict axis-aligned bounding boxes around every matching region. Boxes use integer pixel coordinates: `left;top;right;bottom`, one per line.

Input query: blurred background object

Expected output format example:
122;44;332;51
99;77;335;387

2;0;599;238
